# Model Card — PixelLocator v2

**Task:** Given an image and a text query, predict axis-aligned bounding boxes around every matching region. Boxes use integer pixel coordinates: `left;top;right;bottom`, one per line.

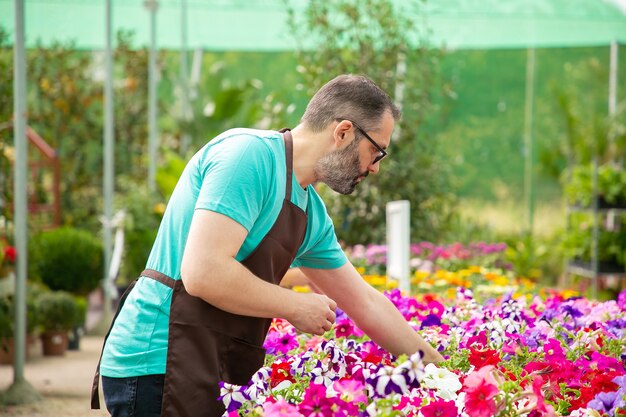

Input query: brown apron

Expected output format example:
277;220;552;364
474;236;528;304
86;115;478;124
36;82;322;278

92;129;308;416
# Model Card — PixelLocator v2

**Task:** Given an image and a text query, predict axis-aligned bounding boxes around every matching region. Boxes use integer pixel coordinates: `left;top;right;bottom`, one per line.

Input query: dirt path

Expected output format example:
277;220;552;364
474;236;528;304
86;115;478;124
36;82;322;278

0;335;109;417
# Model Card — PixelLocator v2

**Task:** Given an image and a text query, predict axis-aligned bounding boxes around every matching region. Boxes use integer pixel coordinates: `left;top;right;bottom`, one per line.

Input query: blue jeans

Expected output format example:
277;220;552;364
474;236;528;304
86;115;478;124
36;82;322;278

102;374;164;417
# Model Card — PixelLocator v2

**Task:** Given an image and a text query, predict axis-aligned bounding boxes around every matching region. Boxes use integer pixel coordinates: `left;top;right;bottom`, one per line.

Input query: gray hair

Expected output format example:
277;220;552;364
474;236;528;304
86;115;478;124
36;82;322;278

301;74;401;133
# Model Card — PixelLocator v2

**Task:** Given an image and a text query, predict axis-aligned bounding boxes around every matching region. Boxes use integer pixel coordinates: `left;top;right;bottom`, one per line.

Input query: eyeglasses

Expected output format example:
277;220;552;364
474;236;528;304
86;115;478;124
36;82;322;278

337;119;388;164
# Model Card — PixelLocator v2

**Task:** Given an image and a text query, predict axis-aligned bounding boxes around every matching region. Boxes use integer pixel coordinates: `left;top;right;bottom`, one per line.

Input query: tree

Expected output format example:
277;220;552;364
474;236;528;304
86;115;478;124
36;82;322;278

287;0;456;244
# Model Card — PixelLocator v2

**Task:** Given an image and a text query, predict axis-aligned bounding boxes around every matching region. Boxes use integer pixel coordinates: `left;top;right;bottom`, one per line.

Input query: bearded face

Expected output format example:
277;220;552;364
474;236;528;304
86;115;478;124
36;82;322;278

313;137;369;195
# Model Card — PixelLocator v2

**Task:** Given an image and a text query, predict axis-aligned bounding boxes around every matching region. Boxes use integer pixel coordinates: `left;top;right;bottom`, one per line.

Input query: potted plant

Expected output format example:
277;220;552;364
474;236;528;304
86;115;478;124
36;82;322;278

0;290;40;364
37;290;77;356
68;295;87;351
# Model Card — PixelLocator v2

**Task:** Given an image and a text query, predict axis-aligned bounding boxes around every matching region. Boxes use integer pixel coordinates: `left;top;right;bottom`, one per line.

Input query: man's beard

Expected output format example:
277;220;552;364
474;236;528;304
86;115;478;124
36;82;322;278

314;139;369;195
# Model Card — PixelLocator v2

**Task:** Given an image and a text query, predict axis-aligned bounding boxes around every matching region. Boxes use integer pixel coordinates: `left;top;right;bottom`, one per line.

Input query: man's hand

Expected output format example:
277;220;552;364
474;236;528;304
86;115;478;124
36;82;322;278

285;292;337;335
301;263;445;361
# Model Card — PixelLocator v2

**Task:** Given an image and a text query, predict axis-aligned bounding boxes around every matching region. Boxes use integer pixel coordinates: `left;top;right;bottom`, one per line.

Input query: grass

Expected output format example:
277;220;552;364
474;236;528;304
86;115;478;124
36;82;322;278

457;198;566;237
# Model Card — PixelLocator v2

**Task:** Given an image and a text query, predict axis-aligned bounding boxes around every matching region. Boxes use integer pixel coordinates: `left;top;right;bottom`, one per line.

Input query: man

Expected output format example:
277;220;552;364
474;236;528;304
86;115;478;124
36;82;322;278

92;74;443;417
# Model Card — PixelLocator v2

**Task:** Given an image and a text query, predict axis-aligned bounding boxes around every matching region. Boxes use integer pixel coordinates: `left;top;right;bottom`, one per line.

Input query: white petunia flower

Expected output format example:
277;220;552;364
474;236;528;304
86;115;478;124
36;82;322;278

422;363;462;400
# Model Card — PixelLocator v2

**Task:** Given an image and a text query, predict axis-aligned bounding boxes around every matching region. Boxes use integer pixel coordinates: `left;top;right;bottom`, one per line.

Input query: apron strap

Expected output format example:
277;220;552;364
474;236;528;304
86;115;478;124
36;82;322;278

90;269;175;409
280;128;294;201
141;268;176;289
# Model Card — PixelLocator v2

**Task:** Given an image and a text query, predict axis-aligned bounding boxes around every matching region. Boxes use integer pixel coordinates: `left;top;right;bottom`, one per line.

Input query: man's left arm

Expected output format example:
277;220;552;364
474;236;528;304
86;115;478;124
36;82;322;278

301;262;444;364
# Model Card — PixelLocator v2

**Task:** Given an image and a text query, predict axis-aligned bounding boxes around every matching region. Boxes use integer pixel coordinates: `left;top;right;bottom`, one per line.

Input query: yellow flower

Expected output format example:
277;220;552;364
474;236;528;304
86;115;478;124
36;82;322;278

446;287;457;299
356;266;366;275
413;270;430;280
363;275;387;286
469;265;482;274
40;78;51;92
484;272;499;281
561;289;579;299
459;269;472;278
292;285;310;293
492;275;509;286
386;280;398;290
153;203;166;215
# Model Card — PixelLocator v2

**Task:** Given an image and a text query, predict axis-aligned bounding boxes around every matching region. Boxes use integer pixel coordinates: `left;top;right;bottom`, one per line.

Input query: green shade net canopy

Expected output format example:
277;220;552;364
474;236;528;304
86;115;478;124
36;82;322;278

0;0;625;51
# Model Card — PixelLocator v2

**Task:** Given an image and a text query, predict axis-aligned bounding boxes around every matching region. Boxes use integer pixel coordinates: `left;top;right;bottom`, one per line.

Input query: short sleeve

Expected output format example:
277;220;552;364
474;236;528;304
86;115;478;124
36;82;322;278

195;135;273;232
292;192;348;270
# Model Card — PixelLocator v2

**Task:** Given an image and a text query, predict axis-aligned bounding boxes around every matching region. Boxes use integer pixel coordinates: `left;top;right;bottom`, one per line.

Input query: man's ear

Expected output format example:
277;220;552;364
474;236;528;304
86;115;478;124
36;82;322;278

333;120;353;148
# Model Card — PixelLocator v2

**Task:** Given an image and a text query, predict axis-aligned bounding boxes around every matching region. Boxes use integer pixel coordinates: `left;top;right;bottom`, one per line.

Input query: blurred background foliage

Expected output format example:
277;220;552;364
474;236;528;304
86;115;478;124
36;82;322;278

0;0;625;294
287;0;457;245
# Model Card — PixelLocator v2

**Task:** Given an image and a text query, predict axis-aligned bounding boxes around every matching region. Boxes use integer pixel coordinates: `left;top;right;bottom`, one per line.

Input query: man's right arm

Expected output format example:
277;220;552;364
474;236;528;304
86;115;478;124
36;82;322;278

180;209;336;335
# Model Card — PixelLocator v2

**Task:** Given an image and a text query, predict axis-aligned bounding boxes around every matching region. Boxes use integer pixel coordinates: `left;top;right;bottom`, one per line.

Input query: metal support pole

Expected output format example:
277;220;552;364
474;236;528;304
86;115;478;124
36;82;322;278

102;0;115;325
146;0;159;191
523;48;536;235
392;52;406;142
90;0;116;337
0;0;42;405
609;41;618;148
180;0;191;154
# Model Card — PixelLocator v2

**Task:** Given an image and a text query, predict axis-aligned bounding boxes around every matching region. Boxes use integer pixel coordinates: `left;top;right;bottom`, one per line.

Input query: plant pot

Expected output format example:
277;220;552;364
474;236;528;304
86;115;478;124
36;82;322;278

0;335;38;364
67;326;83;351
41;330;69;356
0;338;14;365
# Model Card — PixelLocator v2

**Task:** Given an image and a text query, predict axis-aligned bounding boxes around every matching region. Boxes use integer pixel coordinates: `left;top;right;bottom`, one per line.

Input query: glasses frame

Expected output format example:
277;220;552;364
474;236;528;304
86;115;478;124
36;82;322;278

337;118;388;164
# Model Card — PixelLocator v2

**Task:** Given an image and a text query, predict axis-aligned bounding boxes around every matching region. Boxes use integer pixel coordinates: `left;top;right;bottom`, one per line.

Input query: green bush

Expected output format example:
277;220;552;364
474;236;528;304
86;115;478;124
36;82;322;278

0;285;42;348
560;212;626;269
37;291;77;332
74;295;88;328
29;227;103;295
564;163;626;207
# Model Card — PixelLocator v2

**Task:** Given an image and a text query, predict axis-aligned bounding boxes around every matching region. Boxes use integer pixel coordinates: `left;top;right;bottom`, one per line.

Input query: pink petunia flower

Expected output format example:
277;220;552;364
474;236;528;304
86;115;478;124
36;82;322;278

333;379;367;404
463;366;499;417
263;398;302;417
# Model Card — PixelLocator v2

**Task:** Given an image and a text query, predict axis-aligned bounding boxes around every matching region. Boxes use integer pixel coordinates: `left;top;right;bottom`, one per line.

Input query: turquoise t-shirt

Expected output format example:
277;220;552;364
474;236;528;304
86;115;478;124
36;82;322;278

100;128;348;377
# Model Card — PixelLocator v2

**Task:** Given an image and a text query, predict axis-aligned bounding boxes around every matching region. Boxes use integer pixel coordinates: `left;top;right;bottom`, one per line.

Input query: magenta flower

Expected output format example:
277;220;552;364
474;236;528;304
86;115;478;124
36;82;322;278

264;328;299;355
334;319;364;338
421;398;458;417
618;289;626;310
542;338;567;362
298;384;334;417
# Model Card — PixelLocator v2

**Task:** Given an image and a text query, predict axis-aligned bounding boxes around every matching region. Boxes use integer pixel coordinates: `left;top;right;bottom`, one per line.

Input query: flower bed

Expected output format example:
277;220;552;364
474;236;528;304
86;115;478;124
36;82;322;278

220;276;626;416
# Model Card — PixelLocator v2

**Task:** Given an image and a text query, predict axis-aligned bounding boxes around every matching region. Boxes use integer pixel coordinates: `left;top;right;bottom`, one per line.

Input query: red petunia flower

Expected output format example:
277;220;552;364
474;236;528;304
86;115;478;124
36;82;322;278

269;362;295;388
468;347;501;368
4;246;16;263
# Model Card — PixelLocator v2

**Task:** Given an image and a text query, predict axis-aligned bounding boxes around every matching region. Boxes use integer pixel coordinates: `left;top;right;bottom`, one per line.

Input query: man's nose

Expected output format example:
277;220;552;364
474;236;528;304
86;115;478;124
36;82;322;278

368;159;380;174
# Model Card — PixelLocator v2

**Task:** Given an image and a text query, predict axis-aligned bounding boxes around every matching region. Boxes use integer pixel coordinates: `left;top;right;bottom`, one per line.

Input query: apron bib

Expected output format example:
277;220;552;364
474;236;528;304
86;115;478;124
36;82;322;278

92;130;307;416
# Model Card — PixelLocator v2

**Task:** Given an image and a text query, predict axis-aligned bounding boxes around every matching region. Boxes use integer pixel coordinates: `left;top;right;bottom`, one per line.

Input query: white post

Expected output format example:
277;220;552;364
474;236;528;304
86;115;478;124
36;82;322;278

386;200;410;294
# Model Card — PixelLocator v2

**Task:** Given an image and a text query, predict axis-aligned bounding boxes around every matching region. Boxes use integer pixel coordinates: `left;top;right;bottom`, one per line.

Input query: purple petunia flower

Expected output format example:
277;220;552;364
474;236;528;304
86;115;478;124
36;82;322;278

218;381;247;412
365;364;410;397
588;391;626;414
421;314;442;329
